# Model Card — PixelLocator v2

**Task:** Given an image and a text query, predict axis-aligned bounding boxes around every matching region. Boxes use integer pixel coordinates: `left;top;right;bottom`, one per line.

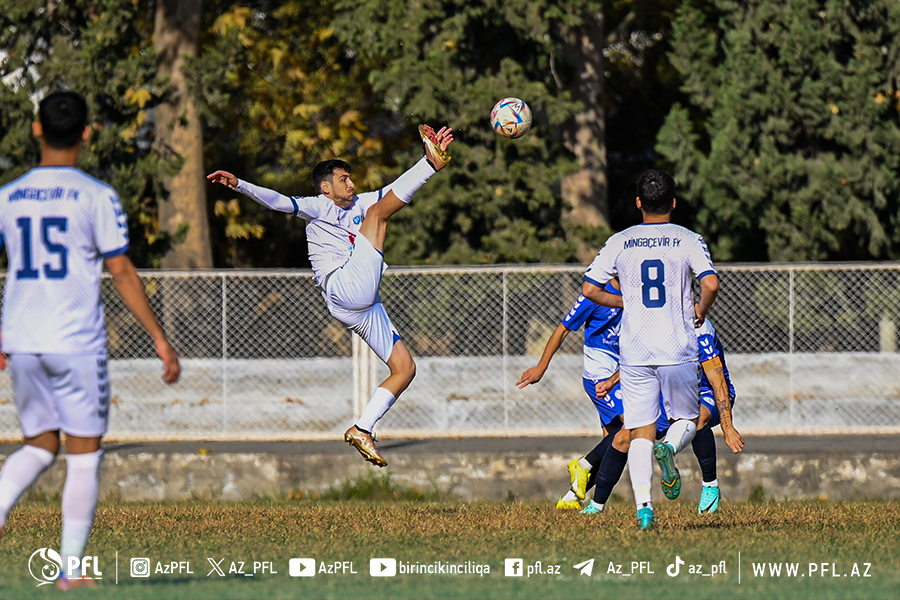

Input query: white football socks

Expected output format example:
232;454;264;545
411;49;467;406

578;457;592;470
704;478;719;488
561;490;578;502
390;158;436;203
0;445;56;528
356;387;397;433
663;419;698;454
628;438;654;509
61;450;103;578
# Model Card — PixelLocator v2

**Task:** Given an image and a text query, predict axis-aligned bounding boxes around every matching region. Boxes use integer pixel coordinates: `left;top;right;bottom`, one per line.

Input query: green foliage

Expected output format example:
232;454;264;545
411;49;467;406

0;0;180;267
753;271;859;336
657;0;900;262
332;0;593;265
191;1;401;267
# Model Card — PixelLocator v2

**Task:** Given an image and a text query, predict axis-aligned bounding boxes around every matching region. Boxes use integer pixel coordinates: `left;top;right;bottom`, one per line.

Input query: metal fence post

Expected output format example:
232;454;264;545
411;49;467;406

502;270;509;428
221;273;228;433
352;332;376;420
788;267;795;428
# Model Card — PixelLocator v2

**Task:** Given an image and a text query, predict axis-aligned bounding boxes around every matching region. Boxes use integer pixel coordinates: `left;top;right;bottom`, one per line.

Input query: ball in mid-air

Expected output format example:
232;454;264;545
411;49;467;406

491;97;532;139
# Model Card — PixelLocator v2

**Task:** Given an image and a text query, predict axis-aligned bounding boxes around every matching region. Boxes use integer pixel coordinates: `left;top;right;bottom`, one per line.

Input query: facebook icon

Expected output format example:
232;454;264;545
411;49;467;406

504;558;523;577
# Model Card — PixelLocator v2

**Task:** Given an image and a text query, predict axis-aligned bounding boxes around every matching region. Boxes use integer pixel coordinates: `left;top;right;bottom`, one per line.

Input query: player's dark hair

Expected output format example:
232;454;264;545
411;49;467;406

312;159;352;194
637;169;676;215
38;91;88;150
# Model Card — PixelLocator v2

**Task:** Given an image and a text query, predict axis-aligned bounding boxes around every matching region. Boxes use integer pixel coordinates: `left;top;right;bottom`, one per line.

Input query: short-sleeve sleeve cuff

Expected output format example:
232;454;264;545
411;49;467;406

584;275;605;288
101;244;129;259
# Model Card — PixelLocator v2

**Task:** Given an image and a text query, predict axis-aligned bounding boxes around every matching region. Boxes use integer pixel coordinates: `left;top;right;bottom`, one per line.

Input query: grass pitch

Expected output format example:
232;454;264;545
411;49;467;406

0;477;897;599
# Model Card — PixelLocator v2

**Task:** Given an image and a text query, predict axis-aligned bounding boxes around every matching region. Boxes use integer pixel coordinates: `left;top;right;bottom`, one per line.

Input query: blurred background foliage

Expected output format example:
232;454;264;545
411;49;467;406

0;0;897;268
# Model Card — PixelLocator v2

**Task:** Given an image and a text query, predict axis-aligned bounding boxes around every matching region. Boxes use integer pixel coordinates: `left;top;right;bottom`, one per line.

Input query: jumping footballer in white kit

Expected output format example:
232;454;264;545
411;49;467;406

0;91;180;589
208;125;453;467
580;169;722;530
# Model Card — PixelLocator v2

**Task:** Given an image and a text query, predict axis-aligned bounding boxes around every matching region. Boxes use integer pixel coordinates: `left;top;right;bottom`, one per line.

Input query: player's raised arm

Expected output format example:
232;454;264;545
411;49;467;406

105;255;180;384
516;323;570;388
700;355;743;453
207;170;303;216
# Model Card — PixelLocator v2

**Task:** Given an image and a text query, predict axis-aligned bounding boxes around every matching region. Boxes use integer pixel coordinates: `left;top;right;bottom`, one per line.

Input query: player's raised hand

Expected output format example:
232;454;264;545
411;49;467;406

207;170;239;189
516;365;546;388
155;338;181;384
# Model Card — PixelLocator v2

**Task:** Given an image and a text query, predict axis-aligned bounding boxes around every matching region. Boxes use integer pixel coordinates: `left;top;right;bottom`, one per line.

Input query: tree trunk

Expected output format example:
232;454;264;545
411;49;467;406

561;9;609;263
154;0;212;269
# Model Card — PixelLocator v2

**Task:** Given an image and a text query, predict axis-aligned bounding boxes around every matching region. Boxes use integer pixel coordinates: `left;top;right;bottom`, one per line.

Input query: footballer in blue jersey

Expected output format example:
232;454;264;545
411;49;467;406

517;281;668;510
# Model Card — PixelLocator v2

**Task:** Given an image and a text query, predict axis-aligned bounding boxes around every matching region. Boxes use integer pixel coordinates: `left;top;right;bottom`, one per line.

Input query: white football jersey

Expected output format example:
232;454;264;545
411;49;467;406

0;167;129;354
235;180;381;287
584;222;716;366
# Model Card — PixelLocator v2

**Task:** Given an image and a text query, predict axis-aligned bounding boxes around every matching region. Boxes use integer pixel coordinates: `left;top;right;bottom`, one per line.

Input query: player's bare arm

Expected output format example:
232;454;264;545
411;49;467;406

694;274;719;327
582;281;624;309
701;355;744;453
516;323;569;388
105;255;180;384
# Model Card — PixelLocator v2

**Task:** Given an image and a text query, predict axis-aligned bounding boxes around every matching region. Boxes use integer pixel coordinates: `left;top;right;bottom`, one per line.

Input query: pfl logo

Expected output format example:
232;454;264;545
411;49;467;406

28;548;102;587
28;549;62;586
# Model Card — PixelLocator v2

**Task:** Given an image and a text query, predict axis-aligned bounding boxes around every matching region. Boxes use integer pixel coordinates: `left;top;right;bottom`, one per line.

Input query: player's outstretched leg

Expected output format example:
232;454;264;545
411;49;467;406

345;341;416;467
357;125;453;253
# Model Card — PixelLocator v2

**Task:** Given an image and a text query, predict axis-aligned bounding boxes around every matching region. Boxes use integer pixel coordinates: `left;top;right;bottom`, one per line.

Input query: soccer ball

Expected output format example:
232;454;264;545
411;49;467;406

491;98;532;139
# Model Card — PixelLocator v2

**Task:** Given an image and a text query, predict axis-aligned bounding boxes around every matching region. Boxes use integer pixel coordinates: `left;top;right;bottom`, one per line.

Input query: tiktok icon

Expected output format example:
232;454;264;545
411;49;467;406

667;556;685;577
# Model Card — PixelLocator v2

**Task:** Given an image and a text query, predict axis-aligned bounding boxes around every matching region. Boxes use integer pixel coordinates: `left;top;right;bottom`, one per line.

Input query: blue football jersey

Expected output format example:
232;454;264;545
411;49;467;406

561;283;622;381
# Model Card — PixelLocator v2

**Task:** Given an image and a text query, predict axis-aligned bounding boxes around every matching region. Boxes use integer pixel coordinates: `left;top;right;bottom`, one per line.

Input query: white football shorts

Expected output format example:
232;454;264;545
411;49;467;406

326;234;400;363
619;361;700;429
10;353;111;438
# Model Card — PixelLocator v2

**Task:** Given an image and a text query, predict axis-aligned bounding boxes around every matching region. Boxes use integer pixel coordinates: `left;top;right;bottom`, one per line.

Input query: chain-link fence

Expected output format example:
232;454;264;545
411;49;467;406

1;263;898;439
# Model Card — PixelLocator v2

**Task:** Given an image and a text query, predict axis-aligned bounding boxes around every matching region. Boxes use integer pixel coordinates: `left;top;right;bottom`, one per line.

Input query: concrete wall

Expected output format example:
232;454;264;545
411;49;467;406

1;435;897;503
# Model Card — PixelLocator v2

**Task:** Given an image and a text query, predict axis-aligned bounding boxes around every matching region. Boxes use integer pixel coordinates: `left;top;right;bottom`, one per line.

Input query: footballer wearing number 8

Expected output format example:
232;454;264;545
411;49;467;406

581;169;743;530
